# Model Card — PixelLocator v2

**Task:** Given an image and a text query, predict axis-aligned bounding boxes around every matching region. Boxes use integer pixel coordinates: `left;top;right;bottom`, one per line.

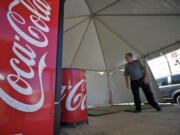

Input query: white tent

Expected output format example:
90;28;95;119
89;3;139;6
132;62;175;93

63;0;180;107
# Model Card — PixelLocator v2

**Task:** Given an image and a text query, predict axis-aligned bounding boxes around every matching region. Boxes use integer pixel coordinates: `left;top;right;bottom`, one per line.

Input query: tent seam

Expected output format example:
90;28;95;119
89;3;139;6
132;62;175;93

64;17;89;33
70;19;91;67
95;17;144;56
95;0;122;15
93;18;109;72
84;0;93;14
64;15;89;20
97;13;180;16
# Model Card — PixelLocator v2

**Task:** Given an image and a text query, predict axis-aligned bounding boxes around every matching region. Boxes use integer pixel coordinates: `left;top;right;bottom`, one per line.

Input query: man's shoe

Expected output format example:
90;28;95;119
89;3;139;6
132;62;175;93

155;106;162;112
133;110;141;113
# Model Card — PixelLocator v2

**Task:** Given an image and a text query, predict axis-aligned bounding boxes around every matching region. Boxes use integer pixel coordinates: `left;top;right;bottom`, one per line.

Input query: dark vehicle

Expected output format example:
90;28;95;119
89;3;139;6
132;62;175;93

156;74;180;104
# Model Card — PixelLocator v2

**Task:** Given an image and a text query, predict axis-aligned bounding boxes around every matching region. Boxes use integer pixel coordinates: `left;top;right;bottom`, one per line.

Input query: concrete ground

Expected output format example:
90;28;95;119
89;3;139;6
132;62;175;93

60;105;180;135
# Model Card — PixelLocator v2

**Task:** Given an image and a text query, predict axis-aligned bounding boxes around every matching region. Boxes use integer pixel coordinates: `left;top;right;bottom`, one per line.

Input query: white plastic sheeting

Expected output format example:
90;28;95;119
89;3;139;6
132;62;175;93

109;70;134;104
86;71;110;107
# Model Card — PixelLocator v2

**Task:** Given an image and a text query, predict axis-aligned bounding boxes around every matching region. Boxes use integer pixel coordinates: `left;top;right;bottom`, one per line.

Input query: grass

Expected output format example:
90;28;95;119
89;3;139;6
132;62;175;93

88;103;172;116
88;110;120;116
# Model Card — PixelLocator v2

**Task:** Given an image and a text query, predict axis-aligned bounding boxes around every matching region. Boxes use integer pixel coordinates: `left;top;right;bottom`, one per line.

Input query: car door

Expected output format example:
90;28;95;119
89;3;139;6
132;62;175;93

157;77;173;100
171;75;180;99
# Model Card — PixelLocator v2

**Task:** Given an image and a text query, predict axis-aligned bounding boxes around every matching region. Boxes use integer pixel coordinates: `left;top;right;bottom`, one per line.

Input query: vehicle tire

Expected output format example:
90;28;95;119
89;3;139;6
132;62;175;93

176;95;180;105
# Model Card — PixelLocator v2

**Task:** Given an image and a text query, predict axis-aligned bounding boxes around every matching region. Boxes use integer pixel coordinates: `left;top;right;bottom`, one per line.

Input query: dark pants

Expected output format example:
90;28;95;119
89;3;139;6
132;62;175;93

131;78;159;111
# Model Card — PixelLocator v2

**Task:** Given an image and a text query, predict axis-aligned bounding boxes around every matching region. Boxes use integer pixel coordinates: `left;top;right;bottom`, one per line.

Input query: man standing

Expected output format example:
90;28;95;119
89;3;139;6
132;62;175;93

124;52;161;113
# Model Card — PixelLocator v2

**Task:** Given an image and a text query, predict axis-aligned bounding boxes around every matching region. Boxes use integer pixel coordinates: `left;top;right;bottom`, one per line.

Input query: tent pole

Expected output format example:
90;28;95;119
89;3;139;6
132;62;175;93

163;52;173;76
142;41;180;59
110;41;180;72
54;0;65;134
107;72;113;105
94;16;112;105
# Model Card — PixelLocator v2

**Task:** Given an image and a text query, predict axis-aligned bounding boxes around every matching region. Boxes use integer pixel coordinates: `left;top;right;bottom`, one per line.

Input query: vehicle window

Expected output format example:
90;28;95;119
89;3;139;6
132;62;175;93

156;77;168;87
171;74;180;84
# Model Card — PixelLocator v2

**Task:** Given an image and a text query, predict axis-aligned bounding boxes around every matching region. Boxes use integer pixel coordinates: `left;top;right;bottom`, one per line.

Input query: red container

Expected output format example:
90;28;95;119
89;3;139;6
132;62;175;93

61;69;88;126
0;0;61;134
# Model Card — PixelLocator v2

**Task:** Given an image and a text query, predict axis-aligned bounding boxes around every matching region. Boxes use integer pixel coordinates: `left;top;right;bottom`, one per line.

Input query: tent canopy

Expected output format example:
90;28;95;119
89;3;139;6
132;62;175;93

63;0;180;72
62;0;180;106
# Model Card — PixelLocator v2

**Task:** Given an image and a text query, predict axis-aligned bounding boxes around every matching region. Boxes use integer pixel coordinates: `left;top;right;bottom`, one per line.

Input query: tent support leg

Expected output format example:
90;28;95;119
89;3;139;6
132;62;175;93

144;58;160;102
107;72;113;105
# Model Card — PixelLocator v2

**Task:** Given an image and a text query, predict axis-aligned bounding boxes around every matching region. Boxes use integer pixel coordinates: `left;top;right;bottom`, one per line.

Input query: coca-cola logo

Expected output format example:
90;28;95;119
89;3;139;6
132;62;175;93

61;79;87;111
0;0;52;112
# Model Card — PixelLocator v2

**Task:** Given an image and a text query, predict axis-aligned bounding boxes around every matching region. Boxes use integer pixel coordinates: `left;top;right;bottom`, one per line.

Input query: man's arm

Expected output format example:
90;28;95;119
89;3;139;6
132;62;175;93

124;64;130;89
138;60;149;84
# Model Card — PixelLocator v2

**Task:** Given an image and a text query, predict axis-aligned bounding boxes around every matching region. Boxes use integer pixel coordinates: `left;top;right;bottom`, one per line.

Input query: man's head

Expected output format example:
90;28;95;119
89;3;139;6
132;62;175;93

125;52;133;63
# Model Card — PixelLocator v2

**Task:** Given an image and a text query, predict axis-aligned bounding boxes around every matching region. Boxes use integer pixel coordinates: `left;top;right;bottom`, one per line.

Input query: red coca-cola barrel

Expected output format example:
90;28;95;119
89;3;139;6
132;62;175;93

60;68;88;126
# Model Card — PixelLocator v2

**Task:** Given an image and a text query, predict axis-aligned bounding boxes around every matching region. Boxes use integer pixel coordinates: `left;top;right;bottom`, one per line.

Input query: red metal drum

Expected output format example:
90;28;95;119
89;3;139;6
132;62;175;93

61;68;88;126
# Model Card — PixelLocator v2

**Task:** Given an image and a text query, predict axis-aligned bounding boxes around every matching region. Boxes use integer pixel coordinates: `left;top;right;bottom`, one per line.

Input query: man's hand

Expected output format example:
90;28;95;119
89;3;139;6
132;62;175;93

144;77;149;84
143;67;149;84
126;83;129;89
